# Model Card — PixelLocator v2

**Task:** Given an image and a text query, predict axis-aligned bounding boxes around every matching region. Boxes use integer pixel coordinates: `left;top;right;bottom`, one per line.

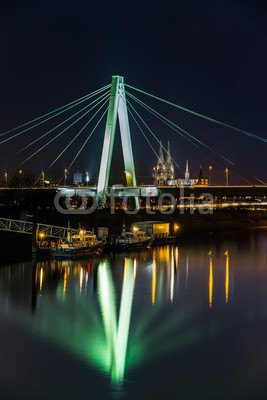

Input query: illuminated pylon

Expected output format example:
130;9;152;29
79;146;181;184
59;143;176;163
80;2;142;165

97;75;137;207
98;258;136;385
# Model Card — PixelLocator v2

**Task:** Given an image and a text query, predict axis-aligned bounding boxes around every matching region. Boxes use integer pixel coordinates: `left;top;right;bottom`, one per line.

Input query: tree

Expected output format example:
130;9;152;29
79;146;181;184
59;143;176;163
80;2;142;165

9;170;37;188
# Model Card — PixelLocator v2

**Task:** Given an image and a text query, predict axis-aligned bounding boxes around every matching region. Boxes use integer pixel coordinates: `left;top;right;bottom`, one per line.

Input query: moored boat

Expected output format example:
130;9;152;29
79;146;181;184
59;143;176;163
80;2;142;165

105;223;151;251
51;229;103;258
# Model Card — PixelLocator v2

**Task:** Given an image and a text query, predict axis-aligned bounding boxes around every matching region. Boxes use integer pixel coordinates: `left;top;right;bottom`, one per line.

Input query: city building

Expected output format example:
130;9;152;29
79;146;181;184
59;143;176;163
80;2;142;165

152;142;209;186
72;169;90;186
195;164;209;186
73;170;83;185
177;160;197;186
153;141;175;185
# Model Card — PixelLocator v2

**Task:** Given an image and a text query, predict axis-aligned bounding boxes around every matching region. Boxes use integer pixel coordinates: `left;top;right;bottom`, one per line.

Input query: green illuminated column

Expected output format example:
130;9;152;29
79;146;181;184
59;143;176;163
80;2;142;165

97;258;136;385
115;258;135;382
97;76;120;205
97;76;138;207
117;79;137;188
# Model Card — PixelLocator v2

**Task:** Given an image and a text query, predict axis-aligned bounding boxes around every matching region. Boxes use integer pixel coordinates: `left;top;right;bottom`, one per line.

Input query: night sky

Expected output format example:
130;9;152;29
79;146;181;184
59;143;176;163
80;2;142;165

0;0;266;184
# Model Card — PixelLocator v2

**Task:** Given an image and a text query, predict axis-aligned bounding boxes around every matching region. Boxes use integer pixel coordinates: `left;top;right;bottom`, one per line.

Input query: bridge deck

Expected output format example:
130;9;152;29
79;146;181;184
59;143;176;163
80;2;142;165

1;185;267;199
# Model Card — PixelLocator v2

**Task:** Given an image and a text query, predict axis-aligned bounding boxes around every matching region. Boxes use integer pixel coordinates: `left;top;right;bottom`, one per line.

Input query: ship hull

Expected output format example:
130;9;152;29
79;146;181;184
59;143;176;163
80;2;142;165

51;243;103;259
105;237;151;252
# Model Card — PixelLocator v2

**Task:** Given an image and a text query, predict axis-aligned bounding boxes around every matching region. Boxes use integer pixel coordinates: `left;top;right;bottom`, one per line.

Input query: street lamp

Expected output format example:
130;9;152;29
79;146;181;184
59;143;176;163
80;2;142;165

174;223;180;239
85;171;89;186
39;232;45;240
4;172;8;188
18;170;23;188
209;166;212;186
225;168;229;186
40;171;45;187
64;169;68;186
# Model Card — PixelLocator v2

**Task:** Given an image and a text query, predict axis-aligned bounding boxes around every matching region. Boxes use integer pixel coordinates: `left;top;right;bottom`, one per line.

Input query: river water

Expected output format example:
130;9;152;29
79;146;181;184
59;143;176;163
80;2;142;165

0;230;267;400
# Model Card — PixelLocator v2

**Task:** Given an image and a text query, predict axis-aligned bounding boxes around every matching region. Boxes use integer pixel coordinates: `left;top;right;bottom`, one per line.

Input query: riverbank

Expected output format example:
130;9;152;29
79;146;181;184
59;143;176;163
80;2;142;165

27;207;267;234
1;207;267;262
1;206;267;234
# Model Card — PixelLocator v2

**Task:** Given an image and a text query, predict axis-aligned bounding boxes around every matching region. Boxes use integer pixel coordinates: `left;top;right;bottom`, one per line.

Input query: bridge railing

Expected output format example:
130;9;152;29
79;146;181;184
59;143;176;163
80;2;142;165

0;218;79;239
0;217;32;234
37;223;78;239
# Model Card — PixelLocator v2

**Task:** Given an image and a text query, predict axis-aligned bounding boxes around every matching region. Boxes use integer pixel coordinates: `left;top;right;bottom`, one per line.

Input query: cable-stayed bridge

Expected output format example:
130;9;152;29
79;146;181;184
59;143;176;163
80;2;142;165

0;75;266;209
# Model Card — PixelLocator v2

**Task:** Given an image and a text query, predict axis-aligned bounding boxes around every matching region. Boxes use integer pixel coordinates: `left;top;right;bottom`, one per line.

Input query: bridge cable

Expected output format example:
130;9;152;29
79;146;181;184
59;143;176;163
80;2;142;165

0;84;110;139
31;101;108;188
0;86;110;146
125;84;267;144
127;95;255;185
14;89;110;157
0;87;110;147
119;93;174;166
125;98;183;173
0;89;110;168
127;92;205;151
47;96;110;171
66;108;108;171
127;91;266;185
20;92;110;165
127;91;244;166
126;105;163;163
127;91;235;164
118;94;161;162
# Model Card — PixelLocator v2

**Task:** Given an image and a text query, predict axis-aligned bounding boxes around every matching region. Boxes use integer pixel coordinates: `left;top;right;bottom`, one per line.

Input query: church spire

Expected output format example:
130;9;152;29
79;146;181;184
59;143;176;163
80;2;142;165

153;141;175;185
166;141;171;164
198;164;204;182
185;159;190;180
158;141;164;163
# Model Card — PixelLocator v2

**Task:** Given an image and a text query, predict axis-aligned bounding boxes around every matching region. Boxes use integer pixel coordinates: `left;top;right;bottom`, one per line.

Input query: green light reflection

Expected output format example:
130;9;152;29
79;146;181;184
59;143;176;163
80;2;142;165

0;248;215;390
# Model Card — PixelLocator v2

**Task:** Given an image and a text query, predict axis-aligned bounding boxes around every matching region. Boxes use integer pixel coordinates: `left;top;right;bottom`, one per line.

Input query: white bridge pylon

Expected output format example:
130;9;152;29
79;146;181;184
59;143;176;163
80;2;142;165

97;76;138;208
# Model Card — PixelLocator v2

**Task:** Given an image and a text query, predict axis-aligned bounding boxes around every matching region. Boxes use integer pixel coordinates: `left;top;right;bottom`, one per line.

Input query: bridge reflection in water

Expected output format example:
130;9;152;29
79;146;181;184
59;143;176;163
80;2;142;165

33;251;202;389
0;245;233;390
97;259;135;386
10;233;267;400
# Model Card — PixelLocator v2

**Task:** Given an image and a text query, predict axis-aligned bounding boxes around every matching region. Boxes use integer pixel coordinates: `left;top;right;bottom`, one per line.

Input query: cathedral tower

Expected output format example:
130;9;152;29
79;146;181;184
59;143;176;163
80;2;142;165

153;141;175;185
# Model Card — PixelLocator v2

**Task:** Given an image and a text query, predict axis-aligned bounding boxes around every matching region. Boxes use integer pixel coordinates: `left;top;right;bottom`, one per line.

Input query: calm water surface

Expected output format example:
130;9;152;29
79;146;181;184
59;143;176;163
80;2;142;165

1;231;267;400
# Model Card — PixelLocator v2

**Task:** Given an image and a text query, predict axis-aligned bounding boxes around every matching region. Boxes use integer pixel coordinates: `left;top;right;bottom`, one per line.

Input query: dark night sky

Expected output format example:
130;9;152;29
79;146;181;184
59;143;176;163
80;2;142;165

0;0;266;184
